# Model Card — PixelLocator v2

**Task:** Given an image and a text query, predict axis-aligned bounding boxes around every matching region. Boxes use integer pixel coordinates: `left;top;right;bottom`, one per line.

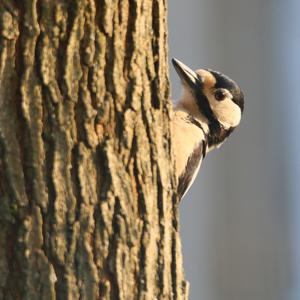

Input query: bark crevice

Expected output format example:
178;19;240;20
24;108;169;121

0;1;189;299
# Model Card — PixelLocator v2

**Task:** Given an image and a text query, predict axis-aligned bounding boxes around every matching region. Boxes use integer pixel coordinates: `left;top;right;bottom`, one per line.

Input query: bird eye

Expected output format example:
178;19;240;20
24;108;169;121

214;90;226;101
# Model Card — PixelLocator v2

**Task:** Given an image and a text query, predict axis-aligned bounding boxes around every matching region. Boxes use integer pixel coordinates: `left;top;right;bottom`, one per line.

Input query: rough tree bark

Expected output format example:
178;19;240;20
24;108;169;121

0;0;188;299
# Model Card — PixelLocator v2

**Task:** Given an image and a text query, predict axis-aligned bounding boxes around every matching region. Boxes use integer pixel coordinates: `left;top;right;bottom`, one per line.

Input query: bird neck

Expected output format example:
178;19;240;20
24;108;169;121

175;101;210;135
174;102;233;151
207;125;234;150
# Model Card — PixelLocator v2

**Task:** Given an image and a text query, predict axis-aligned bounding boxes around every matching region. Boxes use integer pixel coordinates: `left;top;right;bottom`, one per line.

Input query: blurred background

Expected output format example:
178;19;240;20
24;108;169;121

169;0;300;299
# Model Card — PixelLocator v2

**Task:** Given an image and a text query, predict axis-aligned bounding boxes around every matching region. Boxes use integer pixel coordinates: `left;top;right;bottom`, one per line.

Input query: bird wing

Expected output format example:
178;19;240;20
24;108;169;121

177;141;206;199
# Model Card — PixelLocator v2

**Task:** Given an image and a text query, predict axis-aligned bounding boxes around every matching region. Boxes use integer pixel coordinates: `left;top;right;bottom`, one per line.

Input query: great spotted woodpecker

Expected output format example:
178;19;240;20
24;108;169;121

171;58;244;199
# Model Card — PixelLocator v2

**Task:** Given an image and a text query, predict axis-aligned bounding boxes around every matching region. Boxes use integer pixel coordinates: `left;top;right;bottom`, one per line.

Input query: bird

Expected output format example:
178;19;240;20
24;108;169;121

171;58;244;200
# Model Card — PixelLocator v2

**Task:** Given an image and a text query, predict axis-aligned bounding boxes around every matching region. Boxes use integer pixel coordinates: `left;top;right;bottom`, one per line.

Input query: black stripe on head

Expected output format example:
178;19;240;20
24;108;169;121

194;85;220;126
194;87;222;142
209;70;244;113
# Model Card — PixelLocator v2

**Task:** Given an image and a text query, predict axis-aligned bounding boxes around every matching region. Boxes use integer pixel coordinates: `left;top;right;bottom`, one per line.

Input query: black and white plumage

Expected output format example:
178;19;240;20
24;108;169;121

171;58;244;199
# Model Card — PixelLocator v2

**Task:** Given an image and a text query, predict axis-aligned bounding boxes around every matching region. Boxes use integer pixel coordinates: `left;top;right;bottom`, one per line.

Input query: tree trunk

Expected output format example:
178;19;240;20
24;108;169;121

0;0;188;299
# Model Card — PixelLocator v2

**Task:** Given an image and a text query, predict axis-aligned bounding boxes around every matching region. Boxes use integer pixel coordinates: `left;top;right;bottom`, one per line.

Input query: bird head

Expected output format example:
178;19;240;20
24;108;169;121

172;58;244;147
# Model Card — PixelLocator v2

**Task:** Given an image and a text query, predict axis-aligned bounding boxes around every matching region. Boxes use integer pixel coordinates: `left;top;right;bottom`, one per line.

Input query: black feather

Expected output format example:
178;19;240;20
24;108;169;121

177;141;206;199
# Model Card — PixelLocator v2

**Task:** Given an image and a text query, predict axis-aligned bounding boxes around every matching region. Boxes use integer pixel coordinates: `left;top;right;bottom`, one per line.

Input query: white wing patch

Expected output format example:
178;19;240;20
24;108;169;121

179;155;203;199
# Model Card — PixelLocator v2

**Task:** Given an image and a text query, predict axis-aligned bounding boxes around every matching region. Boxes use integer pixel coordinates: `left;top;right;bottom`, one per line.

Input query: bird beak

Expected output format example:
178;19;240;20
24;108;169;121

172;58;201;89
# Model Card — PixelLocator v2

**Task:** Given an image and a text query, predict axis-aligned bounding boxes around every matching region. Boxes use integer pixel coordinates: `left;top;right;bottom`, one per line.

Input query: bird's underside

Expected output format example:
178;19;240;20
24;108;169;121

172;110;207;199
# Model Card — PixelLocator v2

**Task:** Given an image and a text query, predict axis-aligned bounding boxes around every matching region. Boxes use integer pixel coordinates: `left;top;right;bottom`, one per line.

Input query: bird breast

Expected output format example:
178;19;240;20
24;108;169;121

171;110;207;183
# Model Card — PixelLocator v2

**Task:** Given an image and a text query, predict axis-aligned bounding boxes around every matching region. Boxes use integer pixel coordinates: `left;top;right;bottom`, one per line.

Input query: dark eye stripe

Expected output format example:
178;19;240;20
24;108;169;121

195;89;221;133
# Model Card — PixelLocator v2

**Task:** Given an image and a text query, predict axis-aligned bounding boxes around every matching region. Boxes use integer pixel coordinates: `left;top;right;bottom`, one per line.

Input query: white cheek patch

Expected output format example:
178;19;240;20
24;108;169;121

207;94;241;128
